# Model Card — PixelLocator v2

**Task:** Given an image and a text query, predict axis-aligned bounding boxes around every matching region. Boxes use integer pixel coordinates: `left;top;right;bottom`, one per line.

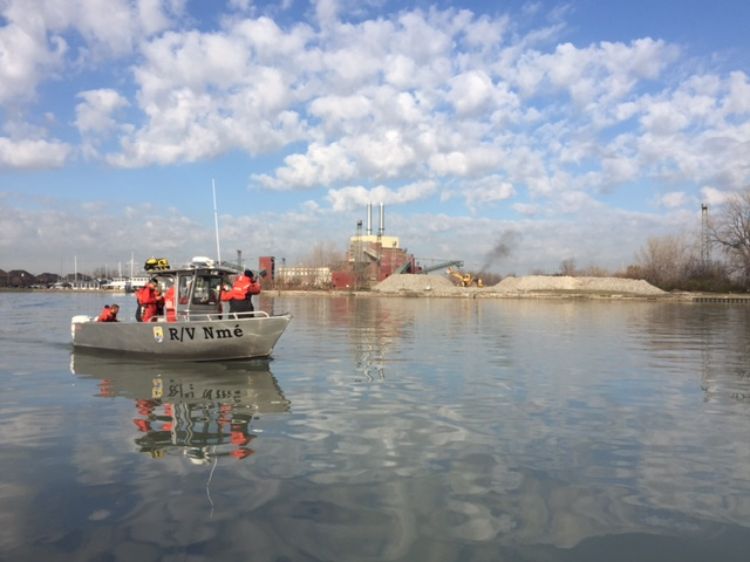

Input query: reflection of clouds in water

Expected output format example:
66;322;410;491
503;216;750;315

632;426;750;525
0;407;68;448
0;482;31;551
437;499;513;541
4;294;750;559
262;484;417;561
73;434;134;486
274;297;750;551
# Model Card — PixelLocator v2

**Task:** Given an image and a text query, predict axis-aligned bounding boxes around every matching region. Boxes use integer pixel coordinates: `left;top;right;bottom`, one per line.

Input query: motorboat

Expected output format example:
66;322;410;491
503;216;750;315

71;257;291;360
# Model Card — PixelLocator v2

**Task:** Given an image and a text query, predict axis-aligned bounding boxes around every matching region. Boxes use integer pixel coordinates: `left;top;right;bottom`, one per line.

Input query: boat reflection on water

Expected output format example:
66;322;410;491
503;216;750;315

70;351;290;463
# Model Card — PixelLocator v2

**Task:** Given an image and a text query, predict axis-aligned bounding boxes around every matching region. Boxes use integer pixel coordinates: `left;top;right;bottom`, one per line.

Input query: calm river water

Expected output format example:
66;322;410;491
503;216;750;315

1;291;750;561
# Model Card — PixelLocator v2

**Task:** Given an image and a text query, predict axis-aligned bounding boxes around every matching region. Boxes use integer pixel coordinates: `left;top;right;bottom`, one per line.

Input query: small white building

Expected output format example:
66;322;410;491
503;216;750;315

276;267;332;288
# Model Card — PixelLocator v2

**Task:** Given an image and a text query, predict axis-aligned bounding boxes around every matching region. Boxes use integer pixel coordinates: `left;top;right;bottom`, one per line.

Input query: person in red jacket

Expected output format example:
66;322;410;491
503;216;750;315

96;304;120;322
137;279;163;322
164;284;176;322
221;270;261;315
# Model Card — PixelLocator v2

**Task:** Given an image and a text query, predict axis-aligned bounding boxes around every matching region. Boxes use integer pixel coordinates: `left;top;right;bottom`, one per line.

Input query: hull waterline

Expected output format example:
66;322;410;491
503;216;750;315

72;314;292;361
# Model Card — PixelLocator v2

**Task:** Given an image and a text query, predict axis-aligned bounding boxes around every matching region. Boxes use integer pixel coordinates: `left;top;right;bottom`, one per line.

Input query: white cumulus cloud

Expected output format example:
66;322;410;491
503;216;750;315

0;138;70;169
659;191;689;209
327;180;437;211
75;89;130;134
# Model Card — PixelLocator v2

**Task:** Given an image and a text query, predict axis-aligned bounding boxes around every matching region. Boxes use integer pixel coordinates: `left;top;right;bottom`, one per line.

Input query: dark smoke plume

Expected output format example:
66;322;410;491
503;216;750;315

481;231;521;272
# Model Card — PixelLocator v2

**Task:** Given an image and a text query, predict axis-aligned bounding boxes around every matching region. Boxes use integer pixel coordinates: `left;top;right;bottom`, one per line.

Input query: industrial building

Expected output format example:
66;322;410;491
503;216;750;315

258;203;461;290
329;202;416;289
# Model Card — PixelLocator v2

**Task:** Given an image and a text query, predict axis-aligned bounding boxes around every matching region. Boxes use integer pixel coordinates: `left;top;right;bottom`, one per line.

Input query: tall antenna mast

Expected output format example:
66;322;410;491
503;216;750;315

212;179;222;264
701;203;710;266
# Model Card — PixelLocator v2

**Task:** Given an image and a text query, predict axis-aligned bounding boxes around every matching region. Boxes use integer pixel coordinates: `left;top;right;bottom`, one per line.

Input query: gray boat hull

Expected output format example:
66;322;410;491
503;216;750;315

72;314;292;360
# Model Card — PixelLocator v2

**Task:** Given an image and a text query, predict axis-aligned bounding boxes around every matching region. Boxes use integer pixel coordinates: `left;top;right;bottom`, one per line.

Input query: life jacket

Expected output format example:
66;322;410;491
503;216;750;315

138;286;162;322
230;275;260;301
136;286;148;305
97;306;118;322
138;286;161;306
220;285;234;302
164;286;176;322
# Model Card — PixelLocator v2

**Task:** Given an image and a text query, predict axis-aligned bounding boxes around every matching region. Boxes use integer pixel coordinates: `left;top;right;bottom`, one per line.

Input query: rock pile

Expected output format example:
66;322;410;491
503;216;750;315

372;274;458;293
492;275;664;295
371;274;665;297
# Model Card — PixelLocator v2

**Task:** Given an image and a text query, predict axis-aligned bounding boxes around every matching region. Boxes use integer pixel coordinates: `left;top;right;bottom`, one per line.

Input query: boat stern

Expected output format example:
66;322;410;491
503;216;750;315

71;315;93;341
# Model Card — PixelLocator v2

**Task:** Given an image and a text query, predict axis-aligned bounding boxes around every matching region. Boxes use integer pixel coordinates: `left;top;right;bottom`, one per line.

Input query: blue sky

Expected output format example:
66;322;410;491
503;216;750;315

1;0;749;275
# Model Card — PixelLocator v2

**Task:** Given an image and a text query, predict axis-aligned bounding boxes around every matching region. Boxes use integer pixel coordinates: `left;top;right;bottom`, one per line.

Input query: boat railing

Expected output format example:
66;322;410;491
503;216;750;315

176;311;271;322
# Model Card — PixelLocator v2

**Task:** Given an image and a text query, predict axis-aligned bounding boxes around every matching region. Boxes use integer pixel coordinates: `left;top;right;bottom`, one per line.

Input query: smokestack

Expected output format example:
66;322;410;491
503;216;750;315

367;203;372;236
379;202;384;236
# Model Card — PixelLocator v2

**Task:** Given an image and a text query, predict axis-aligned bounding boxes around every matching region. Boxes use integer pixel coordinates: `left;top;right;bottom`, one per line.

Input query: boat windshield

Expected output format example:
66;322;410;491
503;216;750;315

191;274;223;305
177;275;192;304
154;274;175;295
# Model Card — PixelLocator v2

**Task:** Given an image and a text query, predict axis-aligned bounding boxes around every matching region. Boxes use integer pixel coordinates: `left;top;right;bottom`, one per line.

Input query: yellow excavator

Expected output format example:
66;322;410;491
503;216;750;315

447;267;484;288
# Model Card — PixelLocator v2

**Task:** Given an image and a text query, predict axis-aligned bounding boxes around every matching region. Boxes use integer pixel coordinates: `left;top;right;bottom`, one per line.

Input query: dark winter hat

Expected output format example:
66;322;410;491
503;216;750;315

244;269;254;278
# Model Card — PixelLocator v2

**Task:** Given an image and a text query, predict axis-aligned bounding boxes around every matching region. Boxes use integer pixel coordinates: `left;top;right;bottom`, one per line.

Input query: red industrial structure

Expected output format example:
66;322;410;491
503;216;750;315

331;203;416;290
258;256;275;288
258;203;453;290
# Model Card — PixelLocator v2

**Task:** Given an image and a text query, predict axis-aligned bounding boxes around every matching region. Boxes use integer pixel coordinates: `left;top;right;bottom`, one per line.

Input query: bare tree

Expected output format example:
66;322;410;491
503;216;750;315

635;234;693;290
559;258;577;276
709;190;750;289
302;241;344;268
558;258;611;277
578;265;610;277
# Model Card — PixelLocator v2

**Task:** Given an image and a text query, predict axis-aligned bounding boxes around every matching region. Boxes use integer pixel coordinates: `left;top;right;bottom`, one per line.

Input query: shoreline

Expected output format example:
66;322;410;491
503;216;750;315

3;286;749;303
277;288;750;303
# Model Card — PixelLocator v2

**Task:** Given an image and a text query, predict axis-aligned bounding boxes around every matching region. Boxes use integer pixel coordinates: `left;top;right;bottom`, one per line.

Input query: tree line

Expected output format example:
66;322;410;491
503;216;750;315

542;190;750;292
626;190;750;292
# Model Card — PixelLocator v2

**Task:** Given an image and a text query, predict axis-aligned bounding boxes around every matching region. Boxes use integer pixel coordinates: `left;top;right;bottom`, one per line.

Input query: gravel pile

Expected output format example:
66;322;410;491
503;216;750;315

371;273;665;297
372;274;457;293
492;275;665;295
